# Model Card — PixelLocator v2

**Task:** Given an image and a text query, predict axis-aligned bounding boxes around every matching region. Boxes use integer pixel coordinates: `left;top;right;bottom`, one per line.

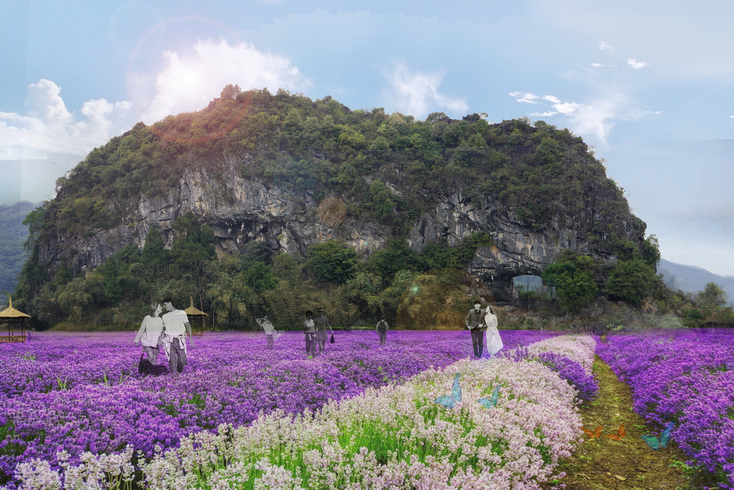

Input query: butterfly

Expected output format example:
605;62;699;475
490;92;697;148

641;422;675;450
478;386;501;408
434;373;462;408
580;426;603;439
604;424;626;441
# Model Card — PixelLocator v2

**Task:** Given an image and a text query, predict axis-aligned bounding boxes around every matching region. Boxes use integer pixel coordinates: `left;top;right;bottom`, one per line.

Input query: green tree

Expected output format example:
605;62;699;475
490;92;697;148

605;259;660;306
542;251;599;312
696;282;729;310
641;235;661;268
141;227;169;274
170;211;217;308
307;240;357;283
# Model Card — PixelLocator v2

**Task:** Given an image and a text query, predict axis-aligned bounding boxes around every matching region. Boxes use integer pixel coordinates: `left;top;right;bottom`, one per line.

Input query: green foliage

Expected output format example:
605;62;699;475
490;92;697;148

542;251;599;312
605;259;660;306
696;282;729;310
307;240;358;284
641;235;661;268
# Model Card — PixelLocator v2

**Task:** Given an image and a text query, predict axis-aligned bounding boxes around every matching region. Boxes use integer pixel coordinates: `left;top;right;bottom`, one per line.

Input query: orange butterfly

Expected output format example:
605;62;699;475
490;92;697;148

604;424;626;441
580;426;603;439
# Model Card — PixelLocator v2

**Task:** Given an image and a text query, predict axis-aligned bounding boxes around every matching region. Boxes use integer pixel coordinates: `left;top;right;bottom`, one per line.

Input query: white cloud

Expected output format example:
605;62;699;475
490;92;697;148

0;79;135;162
729;115;734;119
509;91;540;104
627;58;649;69
138;39;310;124
644;110;662;115
598;40;616;54
514;89;631;144
384;62;468;118
591;63;603;67
0;39;310;168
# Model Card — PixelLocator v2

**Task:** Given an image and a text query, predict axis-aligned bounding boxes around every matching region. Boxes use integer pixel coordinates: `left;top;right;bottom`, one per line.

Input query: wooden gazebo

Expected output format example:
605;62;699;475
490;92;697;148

0;295;31;343
184;297;208;336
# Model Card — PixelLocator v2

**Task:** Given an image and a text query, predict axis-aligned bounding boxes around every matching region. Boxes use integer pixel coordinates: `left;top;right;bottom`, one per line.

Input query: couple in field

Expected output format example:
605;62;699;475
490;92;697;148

465;302;503;359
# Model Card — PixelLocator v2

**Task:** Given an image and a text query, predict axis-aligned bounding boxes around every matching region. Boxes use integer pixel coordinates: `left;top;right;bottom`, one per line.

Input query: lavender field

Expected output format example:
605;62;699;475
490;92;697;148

597;328;734;489
0;329;566;488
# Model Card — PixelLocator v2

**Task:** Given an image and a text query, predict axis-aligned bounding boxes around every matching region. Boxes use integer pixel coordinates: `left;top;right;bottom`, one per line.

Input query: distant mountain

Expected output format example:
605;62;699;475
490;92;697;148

658;258;734;303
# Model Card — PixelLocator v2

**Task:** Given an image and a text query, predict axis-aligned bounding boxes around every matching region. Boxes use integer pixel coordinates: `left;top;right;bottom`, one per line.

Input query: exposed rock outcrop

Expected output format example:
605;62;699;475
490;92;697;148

39;158;644;303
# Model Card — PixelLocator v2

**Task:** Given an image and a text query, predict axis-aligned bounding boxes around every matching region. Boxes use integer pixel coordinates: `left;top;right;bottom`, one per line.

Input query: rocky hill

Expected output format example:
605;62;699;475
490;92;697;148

17;87;649;326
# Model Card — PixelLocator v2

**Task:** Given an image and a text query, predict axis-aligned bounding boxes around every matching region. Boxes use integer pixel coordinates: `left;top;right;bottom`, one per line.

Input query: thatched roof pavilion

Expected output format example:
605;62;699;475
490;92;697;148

0;296;30;342
184;297;208;336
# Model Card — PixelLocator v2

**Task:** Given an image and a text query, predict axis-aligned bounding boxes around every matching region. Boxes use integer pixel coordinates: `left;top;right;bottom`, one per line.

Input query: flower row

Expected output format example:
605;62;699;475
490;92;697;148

0;329;556;487
596;329;734;488
6;334;595;490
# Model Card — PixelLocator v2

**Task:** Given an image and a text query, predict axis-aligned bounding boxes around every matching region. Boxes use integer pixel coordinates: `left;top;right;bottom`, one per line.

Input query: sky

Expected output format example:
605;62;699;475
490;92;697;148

1;0;733;276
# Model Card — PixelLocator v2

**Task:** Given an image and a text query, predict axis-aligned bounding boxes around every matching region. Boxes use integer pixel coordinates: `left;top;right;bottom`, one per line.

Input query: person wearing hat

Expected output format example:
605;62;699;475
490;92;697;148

465;301;487;358
303;310;317;358
314;306;333;353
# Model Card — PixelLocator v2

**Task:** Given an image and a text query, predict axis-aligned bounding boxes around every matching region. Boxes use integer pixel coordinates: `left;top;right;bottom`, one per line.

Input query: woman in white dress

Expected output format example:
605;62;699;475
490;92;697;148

484;305;503;358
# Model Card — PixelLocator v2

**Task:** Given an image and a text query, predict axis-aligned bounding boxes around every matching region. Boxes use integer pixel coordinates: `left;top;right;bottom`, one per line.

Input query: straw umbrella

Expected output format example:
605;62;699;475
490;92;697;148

184;297;208;336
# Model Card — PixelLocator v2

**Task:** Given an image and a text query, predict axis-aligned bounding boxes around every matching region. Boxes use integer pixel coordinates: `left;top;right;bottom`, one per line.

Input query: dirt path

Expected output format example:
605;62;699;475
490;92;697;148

541;355;700;490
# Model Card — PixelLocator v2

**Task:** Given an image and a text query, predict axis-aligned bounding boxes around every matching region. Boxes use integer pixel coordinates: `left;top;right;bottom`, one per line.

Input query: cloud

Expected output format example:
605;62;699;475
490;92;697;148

513;89;631;144
383;62;468;118
0;79;135;162
627;58;649;69
509;91;540;104
138;39;310;124
598;41;616;54
644;110;662;115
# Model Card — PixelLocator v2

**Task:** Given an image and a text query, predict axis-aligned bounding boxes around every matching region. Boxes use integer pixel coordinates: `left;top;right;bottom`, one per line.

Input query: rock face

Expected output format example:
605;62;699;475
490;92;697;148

39;159;645;303
407;188;645;302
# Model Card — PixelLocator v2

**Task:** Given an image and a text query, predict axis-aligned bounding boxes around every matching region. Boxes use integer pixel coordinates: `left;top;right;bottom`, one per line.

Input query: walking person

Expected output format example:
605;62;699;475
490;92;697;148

376;315;388;345
161;298;194;376
314;307;333;354
483;305;503;359
304;310;317;358
135;303;164;364
465;301;486;358
257;316;276;350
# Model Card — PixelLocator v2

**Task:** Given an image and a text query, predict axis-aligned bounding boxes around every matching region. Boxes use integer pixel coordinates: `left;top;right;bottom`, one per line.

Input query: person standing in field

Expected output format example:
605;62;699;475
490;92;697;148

161;298;194;376
483;305;503;359
257;316;276;350
376;314;388;345
135;303;164;364
314;306;333;354
304;310;317;358
465;301;486;358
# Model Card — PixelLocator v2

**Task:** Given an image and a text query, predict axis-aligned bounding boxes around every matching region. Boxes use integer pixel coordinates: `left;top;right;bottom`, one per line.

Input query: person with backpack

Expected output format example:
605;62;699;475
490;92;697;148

376;315;389;345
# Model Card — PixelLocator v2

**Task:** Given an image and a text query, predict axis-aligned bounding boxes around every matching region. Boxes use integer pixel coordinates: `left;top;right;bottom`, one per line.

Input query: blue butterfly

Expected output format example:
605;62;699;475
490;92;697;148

478;386;501;408
641;422;675;450
434;373;462;408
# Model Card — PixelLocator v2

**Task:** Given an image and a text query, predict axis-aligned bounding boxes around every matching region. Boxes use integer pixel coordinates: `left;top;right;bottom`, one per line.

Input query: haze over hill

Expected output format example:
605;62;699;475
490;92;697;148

658;258;734;303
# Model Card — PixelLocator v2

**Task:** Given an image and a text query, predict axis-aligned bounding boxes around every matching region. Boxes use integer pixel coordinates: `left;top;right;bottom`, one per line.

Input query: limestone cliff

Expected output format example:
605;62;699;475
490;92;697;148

39;157;644;303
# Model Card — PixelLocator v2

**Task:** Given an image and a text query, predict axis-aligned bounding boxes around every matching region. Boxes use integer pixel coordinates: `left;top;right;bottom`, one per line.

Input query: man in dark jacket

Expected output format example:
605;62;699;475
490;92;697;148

376;315;388;345
465;301;486;358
